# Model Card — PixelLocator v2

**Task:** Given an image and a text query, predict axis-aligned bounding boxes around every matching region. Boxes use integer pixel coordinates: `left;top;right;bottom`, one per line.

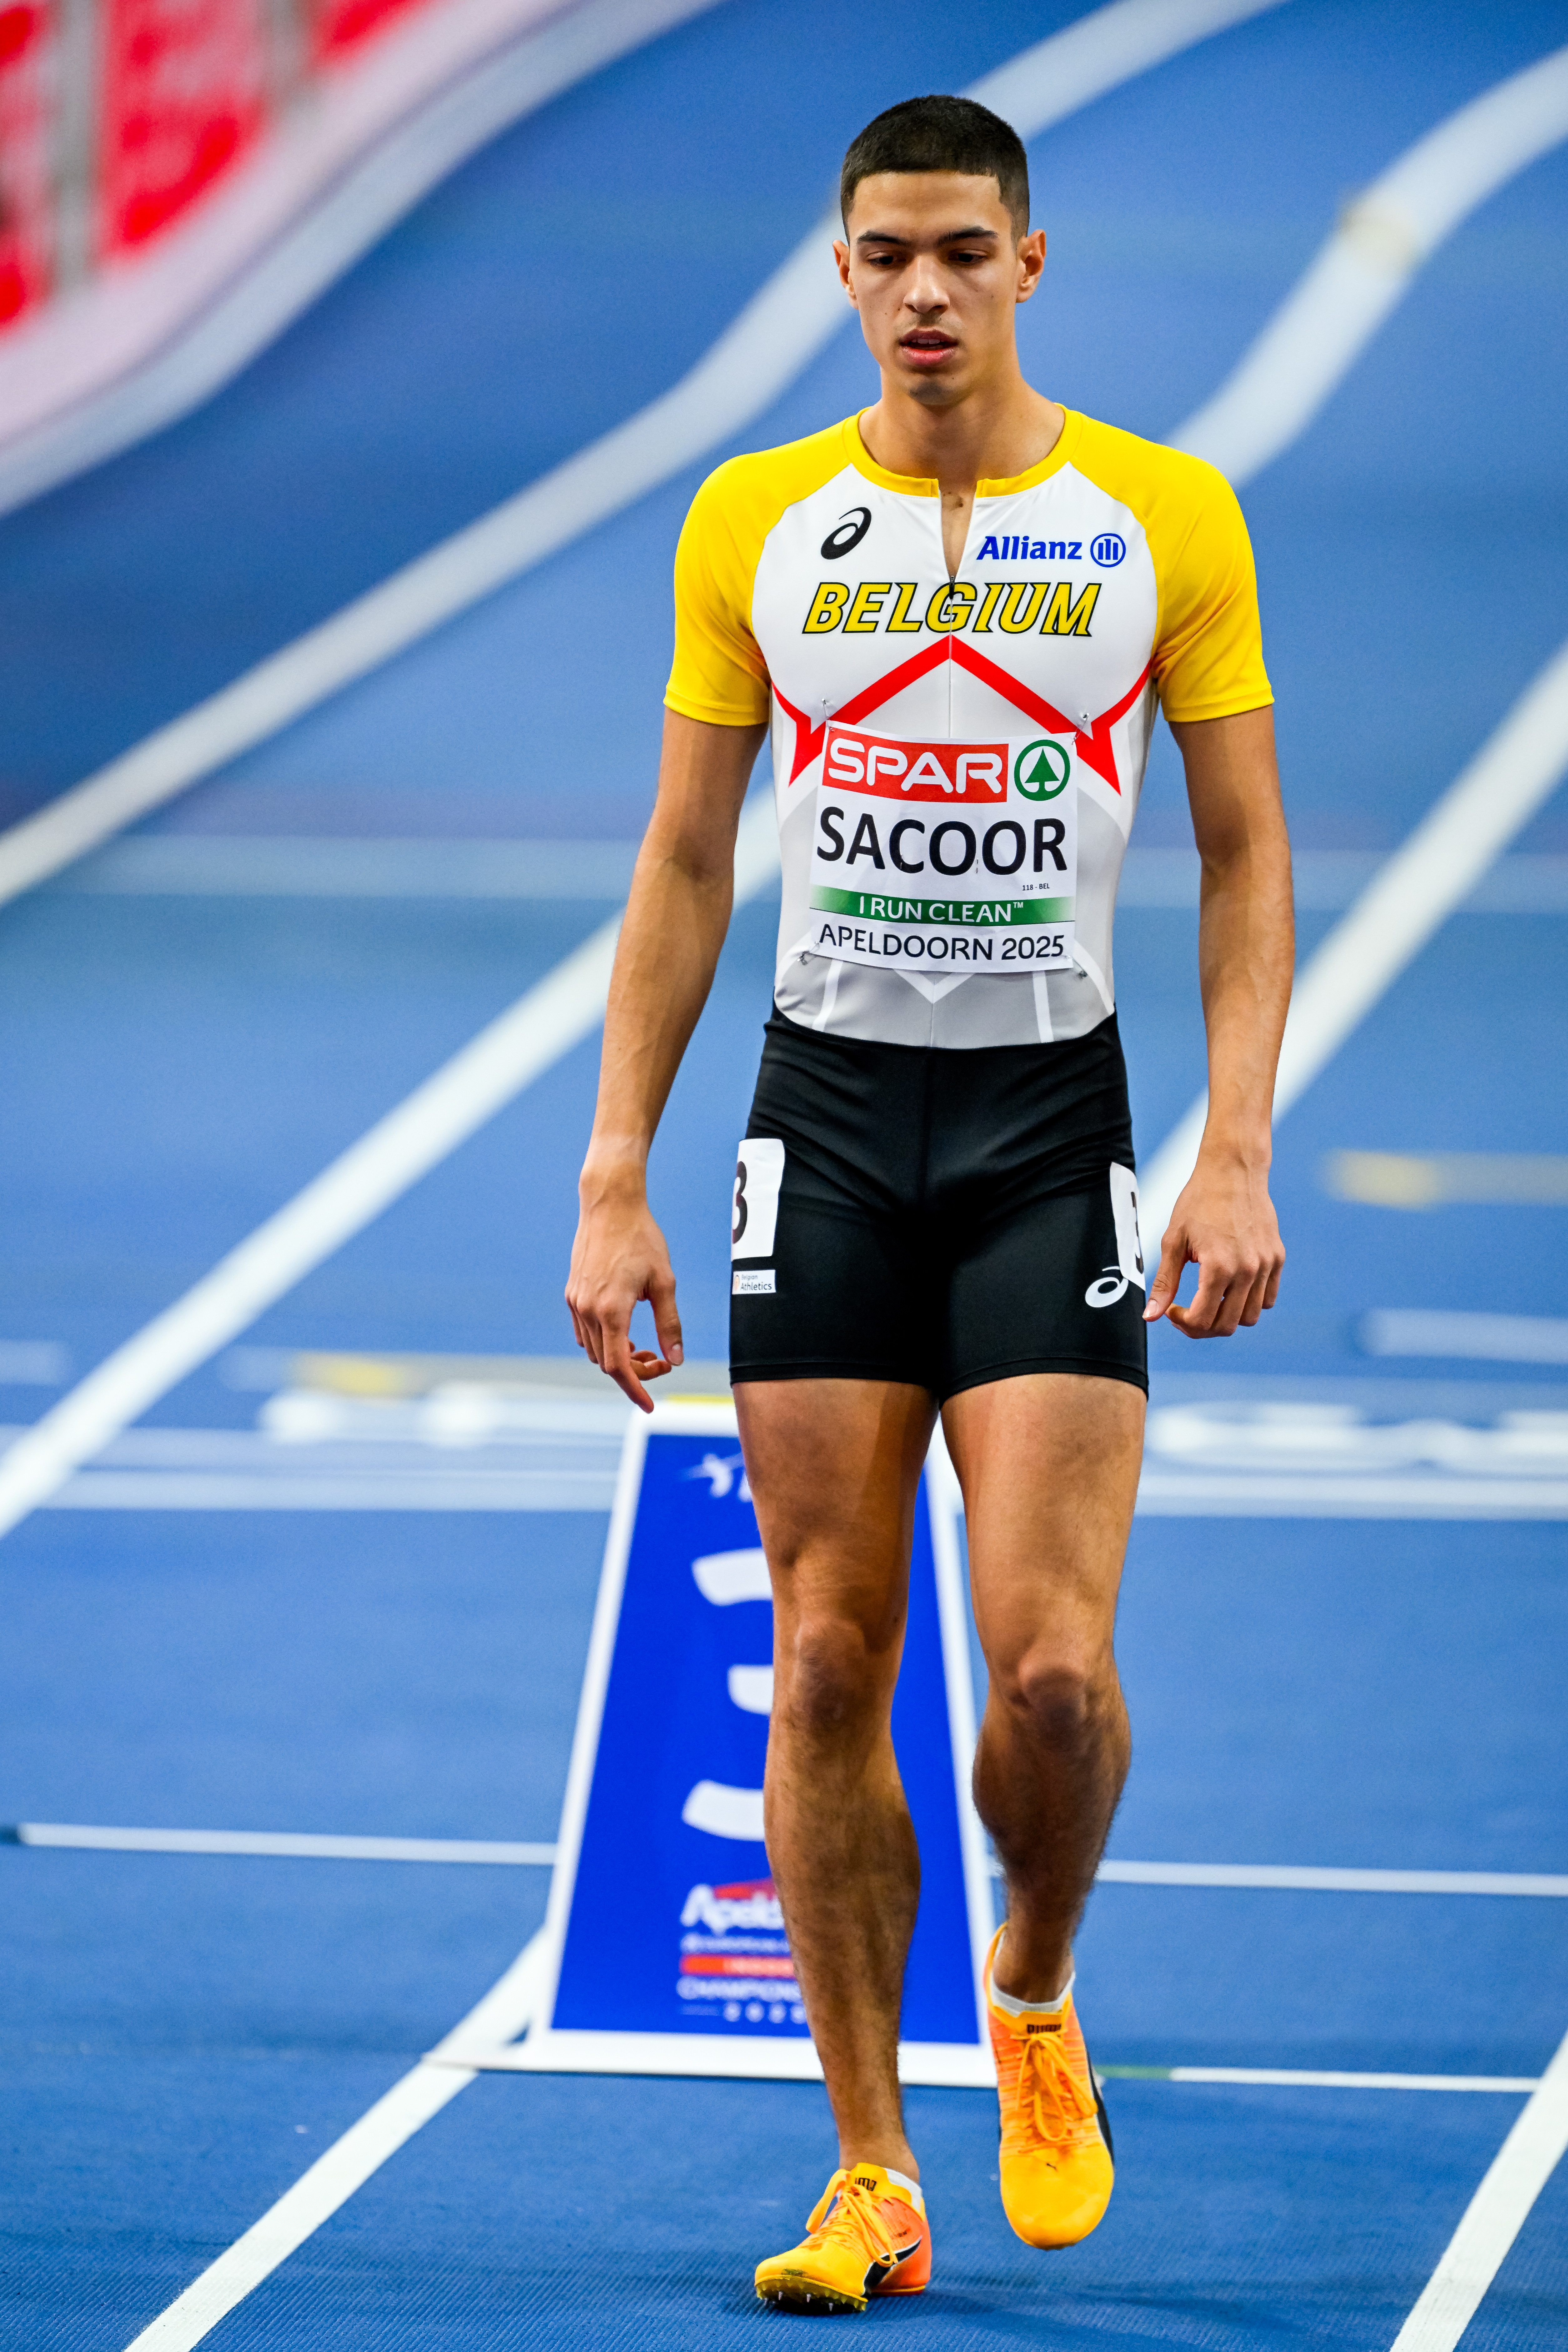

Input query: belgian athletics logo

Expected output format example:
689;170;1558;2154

1013;739;1071;800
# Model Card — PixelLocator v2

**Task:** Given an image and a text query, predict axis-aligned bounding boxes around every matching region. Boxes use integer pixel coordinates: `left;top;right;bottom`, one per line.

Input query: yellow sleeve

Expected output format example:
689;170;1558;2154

1152;465;1272;723
664;460;773;728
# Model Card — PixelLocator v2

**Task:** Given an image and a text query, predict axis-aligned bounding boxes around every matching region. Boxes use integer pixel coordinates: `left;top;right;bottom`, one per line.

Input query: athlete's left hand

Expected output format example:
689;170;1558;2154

1144;1155;1284;1338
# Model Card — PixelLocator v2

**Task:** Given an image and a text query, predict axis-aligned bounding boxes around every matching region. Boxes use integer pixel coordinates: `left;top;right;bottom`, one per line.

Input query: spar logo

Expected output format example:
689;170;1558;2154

825;726;1006;801
1013;739;1072;801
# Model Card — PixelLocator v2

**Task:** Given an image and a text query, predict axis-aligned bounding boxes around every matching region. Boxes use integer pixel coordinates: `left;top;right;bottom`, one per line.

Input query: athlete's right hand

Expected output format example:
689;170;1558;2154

566;1184;684;1414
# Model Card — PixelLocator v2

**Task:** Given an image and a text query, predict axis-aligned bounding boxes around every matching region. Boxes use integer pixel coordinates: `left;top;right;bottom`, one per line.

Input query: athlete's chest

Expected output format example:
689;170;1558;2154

751;464;1156;749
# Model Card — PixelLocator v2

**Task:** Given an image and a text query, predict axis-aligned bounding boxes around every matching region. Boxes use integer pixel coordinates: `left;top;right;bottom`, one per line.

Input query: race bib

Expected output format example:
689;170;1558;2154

808;724;1076;976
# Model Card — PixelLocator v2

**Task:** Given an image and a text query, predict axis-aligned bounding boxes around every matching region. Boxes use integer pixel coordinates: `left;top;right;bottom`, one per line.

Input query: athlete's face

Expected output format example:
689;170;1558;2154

835;172;1045;407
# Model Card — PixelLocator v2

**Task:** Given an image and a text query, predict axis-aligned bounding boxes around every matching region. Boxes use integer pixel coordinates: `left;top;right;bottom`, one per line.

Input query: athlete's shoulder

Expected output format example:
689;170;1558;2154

668;423;860;726
1063;415;1269;718
686;416;862;542
1067;410;1240;532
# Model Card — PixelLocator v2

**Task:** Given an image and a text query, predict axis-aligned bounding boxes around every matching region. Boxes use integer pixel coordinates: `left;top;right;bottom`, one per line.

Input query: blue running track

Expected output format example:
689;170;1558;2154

2;2;1567;2345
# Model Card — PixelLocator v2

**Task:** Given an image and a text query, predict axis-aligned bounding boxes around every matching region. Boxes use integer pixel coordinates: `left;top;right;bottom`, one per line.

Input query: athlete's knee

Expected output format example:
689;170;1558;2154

994;1643;1118;1753
774;1609;895;1737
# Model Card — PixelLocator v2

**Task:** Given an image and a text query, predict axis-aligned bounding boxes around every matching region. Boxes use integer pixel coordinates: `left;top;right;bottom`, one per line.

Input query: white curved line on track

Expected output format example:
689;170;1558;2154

0;0;730;521
1388;2026;1568;2352
121;1930;550;2352
1139;632;1568;1244
1172;42;1568;484
0;906;627;1547
1138;40;1568;1238
0;0;1287;913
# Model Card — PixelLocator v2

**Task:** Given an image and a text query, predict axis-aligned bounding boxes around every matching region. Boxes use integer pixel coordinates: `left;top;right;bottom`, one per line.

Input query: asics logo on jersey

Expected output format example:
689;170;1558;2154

803;579;1101;638
820;506;872;559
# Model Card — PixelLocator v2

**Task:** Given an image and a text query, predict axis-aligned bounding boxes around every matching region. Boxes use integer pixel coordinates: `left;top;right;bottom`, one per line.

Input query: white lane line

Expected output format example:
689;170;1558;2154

122;1930;548;2352
1096;1862;1568;1896
0;794;777;1544
0;0;1286;909
1102;2069;1541;2093
1171;2070;1538;2093
1140;634;1568;1242
1389;2026;1568;2352
1173;44;1568;485
11;1823;558;1863
0;906;602;1540
1363;1311;1568;1367
1132;1470;1568;1520
1142;43;1568;1241
16;1833;1564;1894
0;0;729;520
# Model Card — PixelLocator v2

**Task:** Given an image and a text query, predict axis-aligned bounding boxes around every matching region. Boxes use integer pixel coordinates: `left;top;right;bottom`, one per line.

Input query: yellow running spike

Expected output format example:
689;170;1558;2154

983;1926;1115;2248
754;2163;931;2313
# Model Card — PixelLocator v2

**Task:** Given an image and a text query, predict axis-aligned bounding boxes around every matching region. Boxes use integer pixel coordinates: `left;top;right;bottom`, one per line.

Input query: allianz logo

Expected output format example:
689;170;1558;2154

977;532;1125;566
681;1882;785;1933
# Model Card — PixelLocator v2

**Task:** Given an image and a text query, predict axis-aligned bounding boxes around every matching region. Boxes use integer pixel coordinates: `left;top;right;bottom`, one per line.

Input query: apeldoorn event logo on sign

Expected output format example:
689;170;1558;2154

678;1876;803;2027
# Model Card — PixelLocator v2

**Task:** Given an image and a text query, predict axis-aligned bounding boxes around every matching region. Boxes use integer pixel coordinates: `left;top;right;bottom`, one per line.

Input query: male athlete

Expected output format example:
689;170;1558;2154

568;95;1291;2310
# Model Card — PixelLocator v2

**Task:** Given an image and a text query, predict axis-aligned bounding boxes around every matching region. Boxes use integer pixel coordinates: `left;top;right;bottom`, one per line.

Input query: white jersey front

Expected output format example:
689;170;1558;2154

666;409;1270;1049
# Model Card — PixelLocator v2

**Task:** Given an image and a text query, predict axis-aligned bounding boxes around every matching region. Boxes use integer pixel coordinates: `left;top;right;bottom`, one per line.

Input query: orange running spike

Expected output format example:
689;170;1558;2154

754;2163;931;2312
983;1925;1115;2248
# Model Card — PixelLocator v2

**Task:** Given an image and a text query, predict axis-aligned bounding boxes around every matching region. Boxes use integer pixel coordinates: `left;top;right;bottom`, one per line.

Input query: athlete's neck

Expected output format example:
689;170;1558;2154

857;380;1064;576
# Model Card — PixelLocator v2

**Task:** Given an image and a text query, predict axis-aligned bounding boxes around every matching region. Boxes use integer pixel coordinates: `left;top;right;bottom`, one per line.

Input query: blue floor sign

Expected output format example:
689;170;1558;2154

522;1403;995;2083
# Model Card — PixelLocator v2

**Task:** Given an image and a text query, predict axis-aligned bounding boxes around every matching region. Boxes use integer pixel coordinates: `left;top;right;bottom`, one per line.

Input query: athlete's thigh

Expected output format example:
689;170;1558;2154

942;1372;1144;1675
729;1017;935;1389
735;1378;937;1666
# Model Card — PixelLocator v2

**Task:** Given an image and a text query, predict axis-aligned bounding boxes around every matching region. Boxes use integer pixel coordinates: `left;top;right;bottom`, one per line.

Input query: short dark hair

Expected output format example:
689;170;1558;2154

840;95;1029;237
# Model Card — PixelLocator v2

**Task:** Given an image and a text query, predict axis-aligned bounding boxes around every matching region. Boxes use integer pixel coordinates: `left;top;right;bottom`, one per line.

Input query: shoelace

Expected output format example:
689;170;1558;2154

1004;2028;1100;2155
804;2172;904;2272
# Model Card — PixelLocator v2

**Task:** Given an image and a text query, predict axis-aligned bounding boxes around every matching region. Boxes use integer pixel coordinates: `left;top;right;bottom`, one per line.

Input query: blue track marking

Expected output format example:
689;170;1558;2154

4;1854;547;2063
0;894;640;1381
1111;1521;1568;1877
0;1510;603;1836
3;2051;414;2352
126;2075;1528;2352
1471;2156;1568;2352
1208;909;1568;1382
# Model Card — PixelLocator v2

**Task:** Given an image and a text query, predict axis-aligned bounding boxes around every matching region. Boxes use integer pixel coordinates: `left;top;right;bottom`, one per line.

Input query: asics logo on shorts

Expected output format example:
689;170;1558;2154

1085;1164;1145;1308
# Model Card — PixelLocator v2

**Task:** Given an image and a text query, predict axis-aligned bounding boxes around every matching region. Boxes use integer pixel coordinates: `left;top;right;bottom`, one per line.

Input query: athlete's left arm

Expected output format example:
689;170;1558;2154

1145;703;1293;1338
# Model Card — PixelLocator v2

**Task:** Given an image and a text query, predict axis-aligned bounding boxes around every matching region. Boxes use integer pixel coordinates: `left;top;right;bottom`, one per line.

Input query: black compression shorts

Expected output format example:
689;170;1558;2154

729;1011;1148;1402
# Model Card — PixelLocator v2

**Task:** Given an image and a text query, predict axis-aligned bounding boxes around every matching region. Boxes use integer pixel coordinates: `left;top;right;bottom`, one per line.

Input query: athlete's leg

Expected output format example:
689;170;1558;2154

735;1375;937;2179
942;1371;1143;2001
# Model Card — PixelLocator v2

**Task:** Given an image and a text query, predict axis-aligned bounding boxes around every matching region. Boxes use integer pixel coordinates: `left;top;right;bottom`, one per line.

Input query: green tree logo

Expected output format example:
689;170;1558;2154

1013;739;1071;800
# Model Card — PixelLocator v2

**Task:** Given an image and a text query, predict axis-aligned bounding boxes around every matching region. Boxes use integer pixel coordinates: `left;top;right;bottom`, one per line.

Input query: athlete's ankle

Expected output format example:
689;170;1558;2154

838;2145;921;2188
990;1923;1074;2008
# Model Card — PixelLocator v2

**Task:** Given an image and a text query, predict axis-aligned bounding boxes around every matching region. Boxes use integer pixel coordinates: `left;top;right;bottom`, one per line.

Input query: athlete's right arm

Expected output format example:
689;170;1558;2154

566;709;767;1411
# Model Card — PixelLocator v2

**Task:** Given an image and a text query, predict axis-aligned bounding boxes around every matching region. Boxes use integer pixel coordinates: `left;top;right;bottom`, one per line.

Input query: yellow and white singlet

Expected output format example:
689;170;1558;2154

665;408;1271;1049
